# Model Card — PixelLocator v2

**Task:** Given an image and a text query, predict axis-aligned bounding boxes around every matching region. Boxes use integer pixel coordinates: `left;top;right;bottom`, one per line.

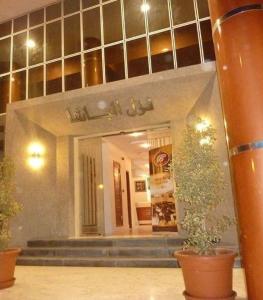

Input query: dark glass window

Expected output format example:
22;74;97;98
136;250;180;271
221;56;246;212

0;38;11;74
64;14;81;55
13;32;27;70
29;66;44;98
124;0;145;38
175;24;201;67
0;21;11;38
150;31;174;73
29;9;44;27
84;50;103;86
171;0;195;25
65;55;82;91
105;44;125;82
147;0;170;32
83;0;99;8
46;3;61;21
127;38;148;78
198;0;210;18
200;20;215;62
64;0;80;15
46;61;62;95
103;1;122;44
14;15;27;33
0;76;10;113
11;71;26;102
46;21;62;61
29;27;44;66
83;8;101;50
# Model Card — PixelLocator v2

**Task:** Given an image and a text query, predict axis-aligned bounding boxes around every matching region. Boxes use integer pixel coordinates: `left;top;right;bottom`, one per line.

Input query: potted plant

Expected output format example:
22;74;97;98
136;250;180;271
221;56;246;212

0;158;21;289
172;118;236;300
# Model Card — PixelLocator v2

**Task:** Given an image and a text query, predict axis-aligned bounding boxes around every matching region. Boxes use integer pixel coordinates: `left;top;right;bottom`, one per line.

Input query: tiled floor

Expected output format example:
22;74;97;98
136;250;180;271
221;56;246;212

0;267;247;300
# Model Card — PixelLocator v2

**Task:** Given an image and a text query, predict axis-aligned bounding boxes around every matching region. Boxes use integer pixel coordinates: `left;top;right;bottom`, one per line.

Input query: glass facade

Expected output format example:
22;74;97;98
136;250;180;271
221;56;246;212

0;0;214;114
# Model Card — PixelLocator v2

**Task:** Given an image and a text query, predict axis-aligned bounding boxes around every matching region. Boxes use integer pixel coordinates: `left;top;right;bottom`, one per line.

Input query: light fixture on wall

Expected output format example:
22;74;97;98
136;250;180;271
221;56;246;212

27;142;45;170
26;39;36;48
195;118;210;132
140;3;150;12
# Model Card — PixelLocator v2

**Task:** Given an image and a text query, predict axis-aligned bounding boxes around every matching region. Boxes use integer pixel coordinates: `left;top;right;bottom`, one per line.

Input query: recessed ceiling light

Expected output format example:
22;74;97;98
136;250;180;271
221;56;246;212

140;143;151;149
140;3;150;13
26;39;36;48
129;132;144;137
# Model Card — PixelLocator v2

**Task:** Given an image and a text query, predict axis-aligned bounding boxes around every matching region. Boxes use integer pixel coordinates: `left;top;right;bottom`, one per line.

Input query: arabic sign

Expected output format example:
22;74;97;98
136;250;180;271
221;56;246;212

66;98;154;123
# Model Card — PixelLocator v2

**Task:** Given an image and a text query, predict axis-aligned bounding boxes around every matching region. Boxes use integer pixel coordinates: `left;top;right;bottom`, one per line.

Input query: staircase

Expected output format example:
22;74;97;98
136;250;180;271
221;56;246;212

17;237;241;268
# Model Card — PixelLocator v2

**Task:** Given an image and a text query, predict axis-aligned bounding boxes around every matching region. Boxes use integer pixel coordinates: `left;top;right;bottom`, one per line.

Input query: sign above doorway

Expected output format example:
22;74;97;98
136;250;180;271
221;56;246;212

65;98;154;123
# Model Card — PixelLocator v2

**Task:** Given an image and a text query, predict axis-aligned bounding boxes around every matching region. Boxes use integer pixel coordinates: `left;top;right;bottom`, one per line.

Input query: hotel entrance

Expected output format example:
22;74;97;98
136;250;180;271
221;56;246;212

76;125;177;237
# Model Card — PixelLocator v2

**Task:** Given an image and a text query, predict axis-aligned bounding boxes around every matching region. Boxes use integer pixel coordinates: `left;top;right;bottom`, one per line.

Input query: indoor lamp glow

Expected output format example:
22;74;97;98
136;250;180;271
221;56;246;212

27;142;45;170
195;119;210;132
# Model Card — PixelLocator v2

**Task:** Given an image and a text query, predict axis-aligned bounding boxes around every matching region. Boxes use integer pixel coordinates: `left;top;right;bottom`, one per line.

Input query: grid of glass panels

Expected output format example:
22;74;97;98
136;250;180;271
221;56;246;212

0;0;215;114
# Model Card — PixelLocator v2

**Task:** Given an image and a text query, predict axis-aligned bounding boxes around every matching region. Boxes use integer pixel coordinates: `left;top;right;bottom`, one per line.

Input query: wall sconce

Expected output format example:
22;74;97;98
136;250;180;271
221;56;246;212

27;142;45;170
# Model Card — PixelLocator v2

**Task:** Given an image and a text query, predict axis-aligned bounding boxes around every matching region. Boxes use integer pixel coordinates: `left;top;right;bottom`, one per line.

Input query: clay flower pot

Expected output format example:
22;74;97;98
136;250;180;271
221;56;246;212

175;249;237;300
0;248;21;289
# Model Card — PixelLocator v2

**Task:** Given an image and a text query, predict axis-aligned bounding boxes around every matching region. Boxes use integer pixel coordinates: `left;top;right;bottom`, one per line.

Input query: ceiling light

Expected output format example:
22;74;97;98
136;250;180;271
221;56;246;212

140;143;151;149
200;137;211;146
26;39;36;48
129;132;144;137
140;3;150;13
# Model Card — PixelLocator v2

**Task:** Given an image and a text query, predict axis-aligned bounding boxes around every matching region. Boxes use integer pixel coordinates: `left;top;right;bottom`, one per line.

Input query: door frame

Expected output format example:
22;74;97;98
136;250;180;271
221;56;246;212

73;122;170;237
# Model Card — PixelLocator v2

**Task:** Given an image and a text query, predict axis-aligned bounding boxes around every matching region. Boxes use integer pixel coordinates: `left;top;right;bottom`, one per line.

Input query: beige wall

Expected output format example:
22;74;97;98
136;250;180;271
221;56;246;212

6;109;75;247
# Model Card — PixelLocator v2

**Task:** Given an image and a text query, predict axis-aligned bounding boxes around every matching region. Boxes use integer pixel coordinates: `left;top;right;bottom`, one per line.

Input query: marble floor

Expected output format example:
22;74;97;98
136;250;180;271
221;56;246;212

0;267;247;300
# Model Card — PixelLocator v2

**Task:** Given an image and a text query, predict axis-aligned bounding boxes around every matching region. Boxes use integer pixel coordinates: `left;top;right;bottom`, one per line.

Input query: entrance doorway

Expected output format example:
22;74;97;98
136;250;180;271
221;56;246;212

76;124;177;237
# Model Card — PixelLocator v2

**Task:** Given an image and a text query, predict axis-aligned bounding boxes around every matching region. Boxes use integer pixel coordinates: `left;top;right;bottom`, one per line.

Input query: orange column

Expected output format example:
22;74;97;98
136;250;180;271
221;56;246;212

208;1;263;299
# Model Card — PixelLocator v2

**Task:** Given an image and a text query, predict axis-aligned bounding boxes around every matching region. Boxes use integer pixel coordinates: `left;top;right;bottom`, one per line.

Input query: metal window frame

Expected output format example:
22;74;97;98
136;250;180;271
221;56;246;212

0;0;212;116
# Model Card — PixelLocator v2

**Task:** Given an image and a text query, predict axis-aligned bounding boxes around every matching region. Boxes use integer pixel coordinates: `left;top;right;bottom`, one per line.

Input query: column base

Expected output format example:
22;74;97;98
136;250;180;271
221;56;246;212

183;291;237;300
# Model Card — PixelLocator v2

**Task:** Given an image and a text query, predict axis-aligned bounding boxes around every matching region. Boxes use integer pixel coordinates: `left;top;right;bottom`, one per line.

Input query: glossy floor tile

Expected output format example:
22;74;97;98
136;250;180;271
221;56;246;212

0;267;247;300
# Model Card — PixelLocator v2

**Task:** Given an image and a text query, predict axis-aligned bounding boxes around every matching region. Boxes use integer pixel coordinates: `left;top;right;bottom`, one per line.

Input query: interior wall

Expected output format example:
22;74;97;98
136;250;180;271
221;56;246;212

102;140;136;235
5;109;75;247
132;176;150;204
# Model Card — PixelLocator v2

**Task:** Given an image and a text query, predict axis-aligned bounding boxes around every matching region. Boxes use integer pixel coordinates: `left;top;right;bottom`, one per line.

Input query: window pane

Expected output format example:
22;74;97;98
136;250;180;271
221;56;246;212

84;50;103;86
0;76;10;113
64;14;81;55
198;0;209;18
124;0;145;38
29;66;43;98
14;15;27;33
175;24;201;68
13;32;27;70
30;9;44;27
65;55;82;91
46;3;61;21
46;61;62;95
147;0;170;32
171;0;195;25
83;0;99;8
83;8;101;50
150;31;173;73
29;27;44;66
46;21;62;61
103;1;122;44
105;44;125;82
0;21;11;38
200;20;215;62
11;71;26;102
0;38;11;74
127;38;148;78
64;0;80;15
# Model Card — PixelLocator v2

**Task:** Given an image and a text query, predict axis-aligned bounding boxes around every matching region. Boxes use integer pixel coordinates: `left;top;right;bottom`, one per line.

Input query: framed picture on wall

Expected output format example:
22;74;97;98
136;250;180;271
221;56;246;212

135;180;146;192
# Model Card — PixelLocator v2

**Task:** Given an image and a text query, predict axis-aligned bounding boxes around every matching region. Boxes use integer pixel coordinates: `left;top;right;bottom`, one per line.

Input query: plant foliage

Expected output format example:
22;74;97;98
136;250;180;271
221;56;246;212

0;158;21;251
172;119;233;255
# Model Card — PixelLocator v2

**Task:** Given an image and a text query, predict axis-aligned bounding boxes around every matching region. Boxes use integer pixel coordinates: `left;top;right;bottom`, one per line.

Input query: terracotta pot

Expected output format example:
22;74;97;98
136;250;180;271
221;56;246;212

0;248;21;289
175;249;237;300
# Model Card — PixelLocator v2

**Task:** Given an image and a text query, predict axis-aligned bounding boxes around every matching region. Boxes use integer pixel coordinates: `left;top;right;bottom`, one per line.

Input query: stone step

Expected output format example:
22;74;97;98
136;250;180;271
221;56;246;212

21;246;181;258
16;255;242;268
27;237;185;248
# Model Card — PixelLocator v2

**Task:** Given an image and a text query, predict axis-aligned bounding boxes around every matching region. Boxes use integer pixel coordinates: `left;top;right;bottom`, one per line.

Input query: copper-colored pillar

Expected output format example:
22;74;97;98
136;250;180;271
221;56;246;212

208;1;263;299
